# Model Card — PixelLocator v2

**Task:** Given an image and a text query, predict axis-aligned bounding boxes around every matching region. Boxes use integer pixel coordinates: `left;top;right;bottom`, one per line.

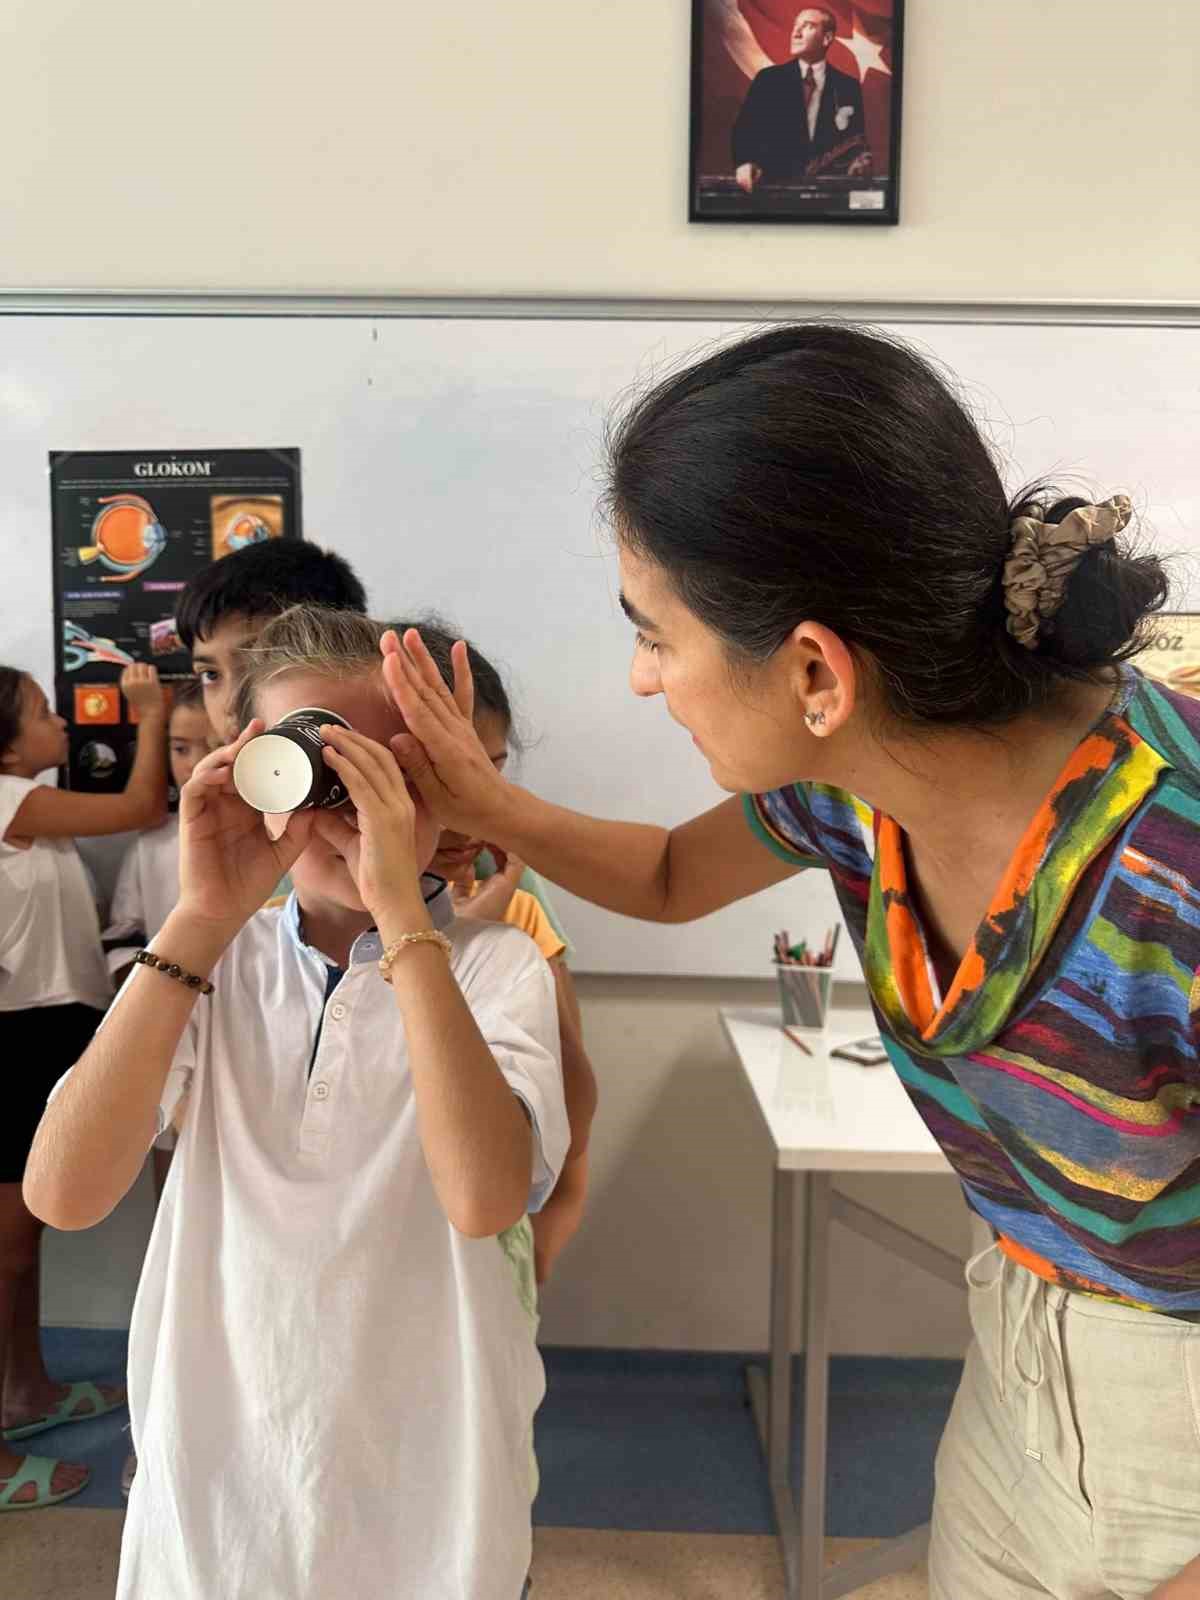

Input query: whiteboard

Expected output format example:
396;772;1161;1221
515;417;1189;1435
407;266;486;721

1;312;1197;977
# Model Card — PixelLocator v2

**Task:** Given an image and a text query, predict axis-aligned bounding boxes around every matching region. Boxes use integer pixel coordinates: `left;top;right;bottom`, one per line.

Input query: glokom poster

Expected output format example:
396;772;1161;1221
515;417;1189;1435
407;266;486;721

50;448;301;792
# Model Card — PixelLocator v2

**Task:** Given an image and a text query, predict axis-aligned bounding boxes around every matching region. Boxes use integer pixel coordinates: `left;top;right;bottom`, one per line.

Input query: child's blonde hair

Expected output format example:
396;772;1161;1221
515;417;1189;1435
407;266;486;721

233;605;391;729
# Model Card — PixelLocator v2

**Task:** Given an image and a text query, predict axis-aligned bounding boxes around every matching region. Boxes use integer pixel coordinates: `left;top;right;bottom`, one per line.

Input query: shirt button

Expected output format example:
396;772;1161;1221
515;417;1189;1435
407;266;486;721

330;1003;347;1021
312;1081;330;1100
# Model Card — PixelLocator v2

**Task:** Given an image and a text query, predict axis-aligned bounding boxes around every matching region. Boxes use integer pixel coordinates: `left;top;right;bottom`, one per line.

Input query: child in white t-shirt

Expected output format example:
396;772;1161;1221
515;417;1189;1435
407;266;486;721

0;661;167;1513
25;607;566;1599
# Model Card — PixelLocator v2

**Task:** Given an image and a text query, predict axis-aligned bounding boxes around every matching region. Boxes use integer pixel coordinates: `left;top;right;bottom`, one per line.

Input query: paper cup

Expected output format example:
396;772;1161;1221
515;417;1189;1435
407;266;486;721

776;964;834;1030
233;706;351;813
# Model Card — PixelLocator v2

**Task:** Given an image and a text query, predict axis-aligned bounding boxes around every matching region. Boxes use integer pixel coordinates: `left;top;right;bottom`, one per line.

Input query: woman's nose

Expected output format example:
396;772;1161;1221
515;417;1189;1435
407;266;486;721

629;649;662;699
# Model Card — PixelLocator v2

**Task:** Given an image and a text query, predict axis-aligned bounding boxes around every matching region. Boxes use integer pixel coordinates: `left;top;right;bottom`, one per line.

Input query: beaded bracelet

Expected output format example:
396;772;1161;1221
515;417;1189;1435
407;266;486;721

134;949;215;996
378;930;453;983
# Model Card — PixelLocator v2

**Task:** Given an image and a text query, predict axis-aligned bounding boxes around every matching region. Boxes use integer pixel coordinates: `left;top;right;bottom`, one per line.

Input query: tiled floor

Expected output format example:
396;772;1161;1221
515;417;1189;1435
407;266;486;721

1;1515;929;1600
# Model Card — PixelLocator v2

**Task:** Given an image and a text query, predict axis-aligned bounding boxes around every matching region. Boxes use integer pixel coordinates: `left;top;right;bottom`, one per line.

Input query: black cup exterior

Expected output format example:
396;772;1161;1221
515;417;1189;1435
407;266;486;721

233;706;353;813
273;707;351;810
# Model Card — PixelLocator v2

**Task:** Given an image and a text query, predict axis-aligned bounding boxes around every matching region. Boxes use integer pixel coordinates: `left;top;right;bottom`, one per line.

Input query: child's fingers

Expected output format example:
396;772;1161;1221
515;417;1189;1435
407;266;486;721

180;722;263;817
195;719;263;778
321;738;399;817
313;808;358;852
321;726;409;803
276;807;318;856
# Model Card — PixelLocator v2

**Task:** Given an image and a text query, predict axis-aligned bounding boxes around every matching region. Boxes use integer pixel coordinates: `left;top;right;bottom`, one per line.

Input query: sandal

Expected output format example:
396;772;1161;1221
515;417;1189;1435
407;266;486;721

2;1380;127;1442
0;1455;90;1511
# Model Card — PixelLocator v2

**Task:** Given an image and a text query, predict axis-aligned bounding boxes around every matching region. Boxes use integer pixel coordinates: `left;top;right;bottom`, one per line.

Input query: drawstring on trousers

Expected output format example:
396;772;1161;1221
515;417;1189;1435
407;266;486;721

965;1237;1049;1462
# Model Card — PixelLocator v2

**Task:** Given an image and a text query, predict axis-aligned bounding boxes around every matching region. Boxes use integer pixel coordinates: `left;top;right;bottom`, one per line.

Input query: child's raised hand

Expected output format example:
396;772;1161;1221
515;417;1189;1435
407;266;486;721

453;851;525;925
120;662;166;717
176;723;316;932
379;628;510;838
314;725;426;921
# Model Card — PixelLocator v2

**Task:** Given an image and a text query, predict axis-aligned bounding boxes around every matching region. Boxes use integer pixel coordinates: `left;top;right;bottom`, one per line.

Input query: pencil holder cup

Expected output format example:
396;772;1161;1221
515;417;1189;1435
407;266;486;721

776;964;834;1030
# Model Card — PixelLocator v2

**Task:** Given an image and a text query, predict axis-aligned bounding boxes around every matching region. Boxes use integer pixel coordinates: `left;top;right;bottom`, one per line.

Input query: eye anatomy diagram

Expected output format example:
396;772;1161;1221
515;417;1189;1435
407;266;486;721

210;494;284;559
62;620;136;673
76;494;169;582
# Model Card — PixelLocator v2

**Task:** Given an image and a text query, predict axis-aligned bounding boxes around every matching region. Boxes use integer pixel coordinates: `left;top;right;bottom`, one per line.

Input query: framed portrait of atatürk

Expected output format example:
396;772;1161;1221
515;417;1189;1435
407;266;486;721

689;2;904;224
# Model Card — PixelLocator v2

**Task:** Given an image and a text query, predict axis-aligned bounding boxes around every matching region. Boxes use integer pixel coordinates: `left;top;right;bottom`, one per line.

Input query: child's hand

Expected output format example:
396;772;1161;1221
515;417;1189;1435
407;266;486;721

531;1152;589;1285
120;662;166;718
177;723;316;932
314;725;425;921
453;852;525;924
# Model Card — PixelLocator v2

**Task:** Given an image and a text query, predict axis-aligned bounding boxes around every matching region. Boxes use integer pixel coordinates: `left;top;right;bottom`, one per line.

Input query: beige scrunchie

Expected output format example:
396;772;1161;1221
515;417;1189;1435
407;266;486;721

1002;494;1133;649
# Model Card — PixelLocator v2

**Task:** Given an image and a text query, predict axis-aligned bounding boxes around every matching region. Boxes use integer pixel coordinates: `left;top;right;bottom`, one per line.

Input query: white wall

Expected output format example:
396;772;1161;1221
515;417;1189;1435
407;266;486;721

20;0;1187;1356
0;1;1197;305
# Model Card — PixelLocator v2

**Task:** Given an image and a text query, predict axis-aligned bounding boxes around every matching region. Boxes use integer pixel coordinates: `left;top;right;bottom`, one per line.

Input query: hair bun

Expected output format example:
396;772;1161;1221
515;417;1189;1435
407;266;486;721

1005;492;1168;669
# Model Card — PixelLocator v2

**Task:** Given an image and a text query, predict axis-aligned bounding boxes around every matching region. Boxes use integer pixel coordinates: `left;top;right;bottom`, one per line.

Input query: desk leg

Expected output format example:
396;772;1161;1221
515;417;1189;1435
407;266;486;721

800;1172;831;1600
747;1168;948;1600
768;1167;799;1488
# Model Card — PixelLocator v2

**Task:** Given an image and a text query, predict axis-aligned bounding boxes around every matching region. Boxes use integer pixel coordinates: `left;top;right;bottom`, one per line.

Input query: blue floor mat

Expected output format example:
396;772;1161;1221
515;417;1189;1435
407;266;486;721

35;1330;961;1536
533;1348;961;1538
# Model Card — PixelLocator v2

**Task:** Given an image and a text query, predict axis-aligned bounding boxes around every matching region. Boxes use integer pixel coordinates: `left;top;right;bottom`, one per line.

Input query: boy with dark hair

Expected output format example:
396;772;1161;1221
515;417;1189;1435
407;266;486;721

176;540;367;737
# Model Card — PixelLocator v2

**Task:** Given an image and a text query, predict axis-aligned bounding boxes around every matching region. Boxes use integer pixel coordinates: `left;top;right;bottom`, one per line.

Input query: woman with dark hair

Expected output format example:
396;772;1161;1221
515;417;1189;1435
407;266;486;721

381;323;1200;1596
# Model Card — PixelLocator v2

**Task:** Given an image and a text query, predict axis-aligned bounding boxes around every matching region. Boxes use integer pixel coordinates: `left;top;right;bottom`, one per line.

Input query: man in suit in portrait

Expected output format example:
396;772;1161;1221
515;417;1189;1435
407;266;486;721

733;6;871;190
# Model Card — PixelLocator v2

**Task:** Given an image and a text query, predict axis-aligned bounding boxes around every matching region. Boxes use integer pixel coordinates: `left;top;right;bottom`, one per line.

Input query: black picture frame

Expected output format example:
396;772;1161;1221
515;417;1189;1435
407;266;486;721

689;1;904;225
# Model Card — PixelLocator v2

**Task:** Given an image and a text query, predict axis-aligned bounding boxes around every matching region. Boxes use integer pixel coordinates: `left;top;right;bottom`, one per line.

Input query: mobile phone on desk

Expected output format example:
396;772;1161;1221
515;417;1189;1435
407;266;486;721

831;1035;889;1065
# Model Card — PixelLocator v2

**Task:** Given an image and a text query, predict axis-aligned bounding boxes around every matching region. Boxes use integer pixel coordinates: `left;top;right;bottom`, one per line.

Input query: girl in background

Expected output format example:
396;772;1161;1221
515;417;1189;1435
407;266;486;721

0;661;166;1511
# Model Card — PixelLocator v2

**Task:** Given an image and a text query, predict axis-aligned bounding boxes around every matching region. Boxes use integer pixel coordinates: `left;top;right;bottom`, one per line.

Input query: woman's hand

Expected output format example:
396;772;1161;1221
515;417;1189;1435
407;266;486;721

313;725;426;924
380;628;513;839
120;662;166;718
176;723;316;932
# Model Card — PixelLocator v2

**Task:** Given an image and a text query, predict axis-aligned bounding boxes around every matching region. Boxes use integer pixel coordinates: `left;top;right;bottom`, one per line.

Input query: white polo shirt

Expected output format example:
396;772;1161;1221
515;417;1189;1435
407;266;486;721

0;774;110;1013
103;814;181;974
113;882;568;1600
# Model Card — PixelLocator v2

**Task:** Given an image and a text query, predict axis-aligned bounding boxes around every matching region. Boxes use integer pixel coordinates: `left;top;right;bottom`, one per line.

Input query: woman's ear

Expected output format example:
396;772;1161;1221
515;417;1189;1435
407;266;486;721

789;622;857;734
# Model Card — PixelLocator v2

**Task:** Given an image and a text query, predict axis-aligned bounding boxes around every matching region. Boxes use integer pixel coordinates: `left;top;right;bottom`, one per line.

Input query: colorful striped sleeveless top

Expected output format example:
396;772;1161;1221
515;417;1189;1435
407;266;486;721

745;667;1200;1318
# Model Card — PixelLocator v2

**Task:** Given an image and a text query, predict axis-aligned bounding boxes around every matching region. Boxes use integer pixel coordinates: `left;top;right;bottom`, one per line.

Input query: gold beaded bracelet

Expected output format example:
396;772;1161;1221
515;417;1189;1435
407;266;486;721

134;949;215;996
378;930;453;982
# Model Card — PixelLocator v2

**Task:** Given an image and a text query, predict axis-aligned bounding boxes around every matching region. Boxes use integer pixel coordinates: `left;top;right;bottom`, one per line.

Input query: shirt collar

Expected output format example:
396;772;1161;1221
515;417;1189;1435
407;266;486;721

864;666;1169;1055
284;874;454;968
797;57;827;85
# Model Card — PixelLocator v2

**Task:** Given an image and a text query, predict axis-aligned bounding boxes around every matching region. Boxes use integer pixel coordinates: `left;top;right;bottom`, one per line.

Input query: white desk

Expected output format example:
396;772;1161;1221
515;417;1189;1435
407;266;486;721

720;1006;962;1600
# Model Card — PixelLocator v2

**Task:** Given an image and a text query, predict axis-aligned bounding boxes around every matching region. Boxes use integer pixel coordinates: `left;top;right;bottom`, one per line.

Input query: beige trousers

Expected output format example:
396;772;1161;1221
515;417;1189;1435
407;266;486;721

930;1221;1200;1599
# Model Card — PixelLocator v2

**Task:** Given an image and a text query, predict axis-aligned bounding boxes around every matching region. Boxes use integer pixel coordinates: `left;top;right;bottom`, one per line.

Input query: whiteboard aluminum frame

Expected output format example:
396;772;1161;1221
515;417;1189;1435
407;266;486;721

0;293;1199;326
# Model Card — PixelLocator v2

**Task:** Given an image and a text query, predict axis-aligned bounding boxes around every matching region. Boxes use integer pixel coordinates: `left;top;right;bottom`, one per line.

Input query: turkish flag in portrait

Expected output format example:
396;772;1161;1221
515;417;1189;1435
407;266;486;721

698;1;897;180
